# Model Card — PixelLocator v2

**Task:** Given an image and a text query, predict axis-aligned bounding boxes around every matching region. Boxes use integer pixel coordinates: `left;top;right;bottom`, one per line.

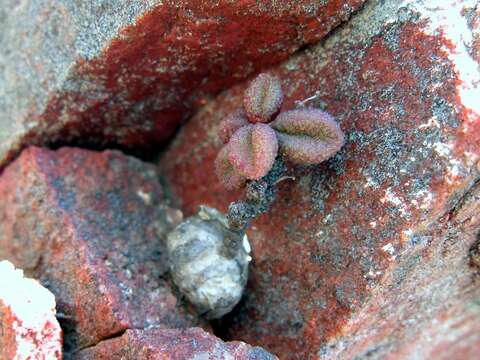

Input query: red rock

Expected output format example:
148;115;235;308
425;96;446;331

319;181;480;359
75;327;277;360
0;0;365;169
159;0;480;358
0;260;62;360
0;147;203;352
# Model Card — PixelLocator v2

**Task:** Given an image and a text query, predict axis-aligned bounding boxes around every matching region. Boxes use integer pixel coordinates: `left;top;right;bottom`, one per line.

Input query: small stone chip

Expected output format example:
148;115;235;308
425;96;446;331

0;260;62;360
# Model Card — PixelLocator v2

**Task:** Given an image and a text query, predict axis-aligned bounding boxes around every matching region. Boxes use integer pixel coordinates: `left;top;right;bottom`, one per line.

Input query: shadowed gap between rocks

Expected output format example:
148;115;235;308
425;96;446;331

0;4;374;348
0;0;369;175
0;1;405;356
69;328;128;356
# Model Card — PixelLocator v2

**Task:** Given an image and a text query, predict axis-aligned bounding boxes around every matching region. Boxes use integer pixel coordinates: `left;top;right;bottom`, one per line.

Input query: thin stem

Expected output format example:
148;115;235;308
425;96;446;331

227;157;287;231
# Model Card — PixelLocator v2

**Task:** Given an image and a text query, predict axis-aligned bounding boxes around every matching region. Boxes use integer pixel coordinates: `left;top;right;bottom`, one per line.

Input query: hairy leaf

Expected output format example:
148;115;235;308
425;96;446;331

218;108;249;144
271;108;344;164
244;73;283;124
228;124;278;180
215;145;246;189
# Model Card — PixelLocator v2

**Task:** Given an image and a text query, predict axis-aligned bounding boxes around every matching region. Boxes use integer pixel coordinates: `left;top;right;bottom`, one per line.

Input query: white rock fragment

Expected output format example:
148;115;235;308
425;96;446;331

405;0;480;117
0;260;62;360
380;188;411;219
382;243;395;255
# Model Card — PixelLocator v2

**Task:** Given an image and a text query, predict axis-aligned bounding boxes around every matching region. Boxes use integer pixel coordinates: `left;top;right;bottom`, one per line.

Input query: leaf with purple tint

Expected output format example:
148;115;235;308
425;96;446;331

243;73;283;124
218;109;249;144
215;145;246;189
228;124;278;180
271;108;345;165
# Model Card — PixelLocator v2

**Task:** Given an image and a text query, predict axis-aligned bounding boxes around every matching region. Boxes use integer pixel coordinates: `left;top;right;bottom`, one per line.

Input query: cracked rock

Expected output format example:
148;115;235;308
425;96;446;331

75;327;278;360
0;0;365;169
160;0;480;357
0;146;204;352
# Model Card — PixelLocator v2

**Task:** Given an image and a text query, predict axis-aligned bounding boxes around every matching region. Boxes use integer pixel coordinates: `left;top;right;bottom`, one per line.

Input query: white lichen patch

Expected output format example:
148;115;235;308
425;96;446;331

380;187;411;219
364;269;383;281
136;189;152;204
402;228;414;240
0;261;62;360
363;176;378;189
404;0;480;118
432;142;453;158
418;116;441;129
411;189;434;210
381;243;396;258
429;141;468;185
406;0;480;185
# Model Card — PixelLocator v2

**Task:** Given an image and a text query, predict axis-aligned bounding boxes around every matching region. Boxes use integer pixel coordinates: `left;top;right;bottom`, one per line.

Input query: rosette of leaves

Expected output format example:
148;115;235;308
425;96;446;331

215;73;345;189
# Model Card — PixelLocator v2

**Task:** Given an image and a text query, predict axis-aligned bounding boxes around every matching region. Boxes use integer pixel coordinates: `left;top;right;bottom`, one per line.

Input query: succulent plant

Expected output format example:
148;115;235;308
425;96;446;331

271;108;345;165
214;146;246;190
215;72;345;189
243;73;283;123
170;75;346;319
166;206;251;319
228;124;278;180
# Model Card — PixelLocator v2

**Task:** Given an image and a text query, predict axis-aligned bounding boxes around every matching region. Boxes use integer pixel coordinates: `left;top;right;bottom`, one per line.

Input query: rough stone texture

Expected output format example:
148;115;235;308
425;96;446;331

466;3;480;63
76;327;277;360
319;181;480;359
160;0;480;358
0;260;62;360
0;0;365;169
0;146;203;352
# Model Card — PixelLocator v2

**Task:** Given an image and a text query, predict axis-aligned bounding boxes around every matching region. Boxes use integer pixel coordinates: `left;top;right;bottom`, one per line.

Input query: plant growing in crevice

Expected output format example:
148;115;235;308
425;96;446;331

166;72;345;320
215;72;345;230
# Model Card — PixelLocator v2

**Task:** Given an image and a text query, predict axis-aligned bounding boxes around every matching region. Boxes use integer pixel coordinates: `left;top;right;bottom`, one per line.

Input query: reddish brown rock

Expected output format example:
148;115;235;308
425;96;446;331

0;0;365;169
0;146;203;352
76;327;277;360
319;182;480;359
160;0;480;358
0;260;62;360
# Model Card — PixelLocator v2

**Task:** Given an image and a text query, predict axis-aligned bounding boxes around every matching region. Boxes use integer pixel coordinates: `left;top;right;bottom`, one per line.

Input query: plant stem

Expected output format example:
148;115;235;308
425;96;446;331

227;157;287;232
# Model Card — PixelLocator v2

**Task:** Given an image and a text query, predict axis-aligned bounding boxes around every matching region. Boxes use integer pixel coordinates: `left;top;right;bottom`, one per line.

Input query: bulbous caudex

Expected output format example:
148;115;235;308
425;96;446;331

166;206;251;319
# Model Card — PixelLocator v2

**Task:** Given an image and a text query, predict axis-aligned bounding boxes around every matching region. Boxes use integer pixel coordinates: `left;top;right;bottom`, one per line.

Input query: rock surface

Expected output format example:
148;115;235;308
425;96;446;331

160;0;480;358
319;181;480;359
76;327;277;360
0;260;62;360
0;147;203;352
0;0;365;169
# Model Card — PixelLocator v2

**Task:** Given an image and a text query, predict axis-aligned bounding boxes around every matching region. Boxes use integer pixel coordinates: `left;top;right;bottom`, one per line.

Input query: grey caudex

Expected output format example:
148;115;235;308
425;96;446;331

166;206;251;319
